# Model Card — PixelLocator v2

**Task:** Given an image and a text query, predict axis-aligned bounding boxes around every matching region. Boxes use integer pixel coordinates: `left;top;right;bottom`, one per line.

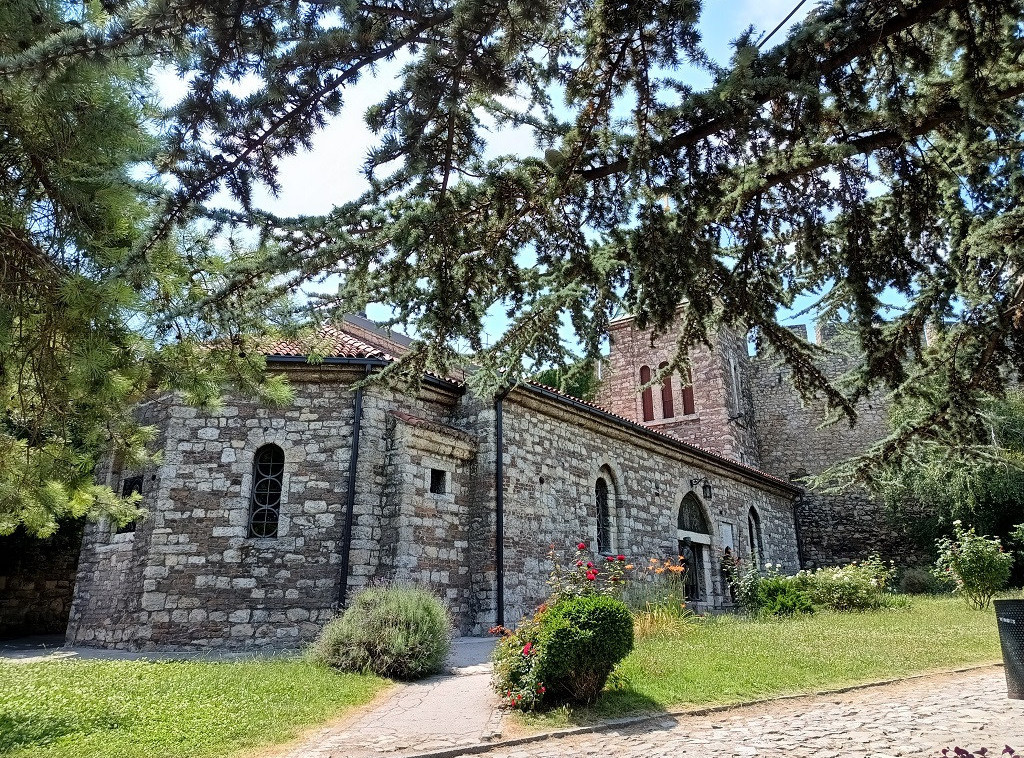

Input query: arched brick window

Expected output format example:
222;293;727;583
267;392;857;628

249;444;284;538
639;365;654;421
595;476;612;554
681;366;695;415
747;506;765;568
659;361;674;419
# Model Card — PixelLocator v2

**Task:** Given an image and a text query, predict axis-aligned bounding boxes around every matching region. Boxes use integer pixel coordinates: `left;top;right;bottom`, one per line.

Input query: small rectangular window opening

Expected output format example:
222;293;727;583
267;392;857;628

429;468;447;495
117;475;143;534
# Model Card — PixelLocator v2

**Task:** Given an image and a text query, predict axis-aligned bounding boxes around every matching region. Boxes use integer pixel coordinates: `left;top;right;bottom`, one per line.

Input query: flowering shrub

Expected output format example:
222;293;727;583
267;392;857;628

731;556;903;615
793;554;899;611
546;542;630;601
490;609;547;710
493;541;635;710
731;562;814;617
935;521;1013;610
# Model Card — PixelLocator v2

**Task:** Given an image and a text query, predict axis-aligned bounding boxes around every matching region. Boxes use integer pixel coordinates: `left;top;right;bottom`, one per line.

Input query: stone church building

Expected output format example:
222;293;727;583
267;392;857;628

7;313;900;650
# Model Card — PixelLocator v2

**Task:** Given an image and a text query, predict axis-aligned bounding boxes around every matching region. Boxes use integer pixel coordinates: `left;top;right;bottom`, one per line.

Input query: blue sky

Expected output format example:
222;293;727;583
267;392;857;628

154;1;817;349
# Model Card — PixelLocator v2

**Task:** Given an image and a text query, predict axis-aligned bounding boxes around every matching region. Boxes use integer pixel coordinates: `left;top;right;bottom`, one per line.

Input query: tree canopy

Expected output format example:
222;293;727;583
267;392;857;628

2;0;1024;532
869;389;1024;546
0;0;292;536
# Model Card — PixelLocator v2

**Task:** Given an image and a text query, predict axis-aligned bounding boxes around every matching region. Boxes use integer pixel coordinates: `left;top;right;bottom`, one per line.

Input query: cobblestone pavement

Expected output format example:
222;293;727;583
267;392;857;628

487;668;1021;758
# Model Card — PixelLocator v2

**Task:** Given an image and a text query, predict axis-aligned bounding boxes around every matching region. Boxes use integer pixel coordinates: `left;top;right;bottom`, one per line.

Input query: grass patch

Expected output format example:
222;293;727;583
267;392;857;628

522;595;1010;728
0;656;386;758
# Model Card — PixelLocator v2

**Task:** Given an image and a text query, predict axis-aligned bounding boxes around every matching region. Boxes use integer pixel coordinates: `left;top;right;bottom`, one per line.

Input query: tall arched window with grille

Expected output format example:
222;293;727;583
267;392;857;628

595;476;613;554
639;365;654;421
747;506;765;568
249;444;285;538
659;361;674;418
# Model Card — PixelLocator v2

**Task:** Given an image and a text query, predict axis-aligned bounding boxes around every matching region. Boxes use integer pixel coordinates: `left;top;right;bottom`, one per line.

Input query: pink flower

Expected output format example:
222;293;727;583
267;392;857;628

577;542;587;550
575;560;583;566
586;562;593;568
586;573;596;581
522;642;533;656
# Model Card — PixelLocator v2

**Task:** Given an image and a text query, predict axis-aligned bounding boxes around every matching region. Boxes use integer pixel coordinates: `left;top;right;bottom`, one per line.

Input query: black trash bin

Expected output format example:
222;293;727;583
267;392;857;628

995;599;1024;699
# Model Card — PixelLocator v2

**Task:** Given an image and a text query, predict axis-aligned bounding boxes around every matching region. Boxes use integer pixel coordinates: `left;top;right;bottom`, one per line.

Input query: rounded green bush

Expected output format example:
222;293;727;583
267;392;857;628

311;585;453;680
899;566;946;595
536;595;634;704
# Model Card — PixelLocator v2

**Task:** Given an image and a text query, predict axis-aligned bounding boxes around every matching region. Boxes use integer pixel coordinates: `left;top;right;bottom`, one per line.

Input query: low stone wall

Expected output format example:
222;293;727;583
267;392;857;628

0;522;83;638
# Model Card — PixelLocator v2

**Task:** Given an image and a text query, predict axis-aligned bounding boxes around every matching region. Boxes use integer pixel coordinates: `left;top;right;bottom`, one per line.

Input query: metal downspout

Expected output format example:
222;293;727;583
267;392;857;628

494;386;512;627
338;367;368;609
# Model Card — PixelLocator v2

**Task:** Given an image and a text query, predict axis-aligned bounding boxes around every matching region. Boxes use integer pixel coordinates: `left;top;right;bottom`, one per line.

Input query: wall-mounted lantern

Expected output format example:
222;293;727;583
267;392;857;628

690;476;713;501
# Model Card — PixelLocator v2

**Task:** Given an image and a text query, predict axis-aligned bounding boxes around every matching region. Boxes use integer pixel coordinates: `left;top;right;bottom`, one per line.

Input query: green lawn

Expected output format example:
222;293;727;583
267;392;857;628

0;657;386;758
524;595;1010;727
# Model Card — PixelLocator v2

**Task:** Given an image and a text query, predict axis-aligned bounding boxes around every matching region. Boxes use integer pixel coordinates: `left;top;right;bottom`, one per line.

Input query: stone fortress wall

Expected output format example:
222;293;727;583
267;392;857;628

597;313;921;569
0;522;83;639
749;323;922;566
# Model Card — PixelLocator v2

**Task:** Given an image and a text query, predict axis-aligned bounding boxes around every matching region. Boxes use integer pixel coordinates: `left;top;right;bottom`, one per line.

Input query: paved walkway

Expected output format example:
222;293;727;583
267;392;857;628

280;637;502;758
481;667;1021;758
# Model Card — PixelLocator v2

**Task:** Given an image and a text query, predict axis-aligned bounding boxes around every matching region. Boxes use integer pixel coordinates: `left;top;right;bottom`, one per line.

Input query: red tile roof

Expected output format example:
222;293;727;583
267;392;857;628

263;324;395;361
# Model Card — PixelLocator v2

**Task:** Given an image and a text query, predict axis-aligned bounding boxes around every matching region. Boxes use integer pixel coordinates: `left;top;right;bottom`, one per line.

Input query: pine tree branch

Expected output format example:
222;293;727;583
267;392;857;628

578;0;969;181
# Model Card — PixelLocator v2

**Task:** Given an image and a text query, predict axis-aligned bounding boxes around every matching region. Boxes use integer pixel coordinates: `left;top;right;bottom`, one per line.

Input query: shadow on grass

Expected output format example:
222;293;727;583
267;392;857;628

518;684;671;732
0;712;91;755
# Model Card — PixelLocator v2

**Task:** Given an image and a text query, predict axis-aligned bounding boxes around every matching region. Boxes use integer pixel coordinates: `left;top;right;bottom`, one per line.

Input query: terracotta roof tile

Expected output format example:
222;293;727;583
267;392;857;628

263;324;395;361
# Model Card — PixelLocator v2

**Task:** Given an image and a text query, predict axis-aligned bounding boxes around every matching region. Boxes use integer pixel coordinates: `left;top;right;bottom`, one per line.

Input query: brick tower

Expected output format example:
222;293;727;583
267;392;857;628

596;311;761;467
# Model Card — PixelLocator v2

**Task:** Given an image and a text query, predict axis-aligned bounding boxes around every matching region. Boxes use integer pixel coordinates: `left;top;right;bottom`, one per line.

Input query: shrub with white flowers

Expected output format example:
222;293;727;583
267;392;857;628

934;521;1013;610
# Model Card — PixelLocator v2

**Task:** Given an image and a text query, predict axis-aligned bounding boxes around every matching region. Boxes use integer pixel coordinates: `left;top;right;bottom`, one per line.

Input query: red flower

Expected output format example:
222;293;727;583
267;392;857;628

522;642;533;656
586;573;596;581
586;562;593;568
577;542;587;550
575;561;583;566
617;555;626;561
605;555;615;562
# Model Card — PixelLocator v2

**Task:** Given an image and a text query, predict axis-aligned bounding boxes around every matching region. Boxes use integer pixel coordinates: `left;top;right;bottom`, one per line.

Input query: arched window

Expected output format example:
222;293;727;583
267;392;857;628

595;476;613;553
681;367;695;415
677;493;711;601
639;365;654;421
747;506;765;568
659;361;674;419
249;444;285;538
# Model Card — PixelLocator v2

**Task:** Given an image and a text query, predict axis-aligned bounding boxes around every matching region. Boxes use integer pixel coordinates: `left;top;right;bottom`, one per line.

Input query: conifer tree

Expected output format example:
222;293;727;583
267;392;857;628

2;0;1023;510
0;0;291;536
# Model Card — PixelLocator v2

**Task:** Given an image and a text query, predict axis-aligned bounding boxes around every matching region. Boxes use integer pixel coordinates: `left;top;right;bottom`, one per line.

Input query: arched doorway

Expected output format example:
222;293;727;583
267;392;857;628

677;493;712;601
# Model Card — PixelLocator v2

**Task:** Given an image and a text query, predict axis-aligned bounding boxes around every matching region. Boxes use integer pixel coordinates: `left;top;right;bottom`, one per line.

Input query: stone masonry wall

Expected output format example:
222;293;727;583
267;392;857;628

66;398;171;647
67;361;802;648
496;388;798;629
0;521;83;638
751;332;923;567
67;367;475;650
597;316;761;467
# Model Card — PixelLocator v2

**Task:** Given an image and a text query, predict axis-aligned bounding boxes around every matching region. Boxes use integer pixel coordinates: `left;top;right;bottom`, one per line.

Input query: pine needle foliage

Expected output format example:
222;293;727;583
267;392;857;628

0;0;294;536
2;0;1023;496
